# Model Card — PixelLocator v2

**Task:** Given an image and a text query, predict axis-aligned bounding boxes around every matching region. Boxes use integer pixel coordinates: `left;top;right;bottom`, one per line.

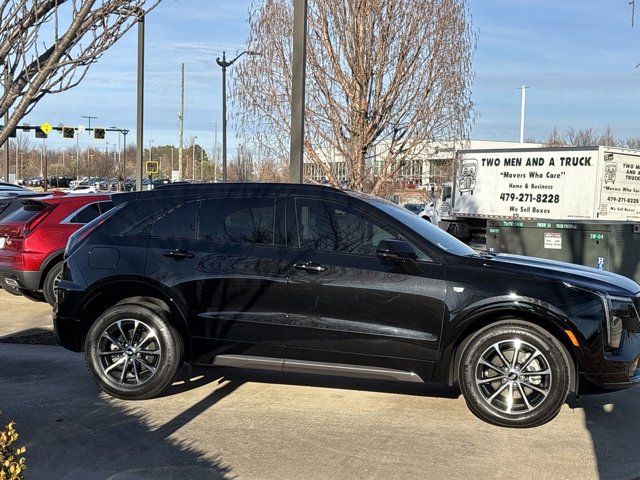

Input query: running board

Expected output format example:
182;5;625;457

211;354;424;383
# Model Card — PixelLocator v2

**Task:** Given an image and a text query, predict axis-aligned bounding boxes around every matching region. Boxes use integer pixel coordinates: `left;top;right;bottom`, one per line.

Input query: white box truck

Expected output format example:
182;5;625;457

431;146;640;240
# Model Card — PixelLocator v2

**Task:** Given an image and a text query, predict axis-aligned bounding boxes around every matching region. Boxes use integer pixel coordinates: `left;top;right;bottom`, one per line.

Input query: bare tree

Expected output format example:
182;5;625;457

233;0;475;194
229;144;255;182
544;127;566;147
0;0;162;147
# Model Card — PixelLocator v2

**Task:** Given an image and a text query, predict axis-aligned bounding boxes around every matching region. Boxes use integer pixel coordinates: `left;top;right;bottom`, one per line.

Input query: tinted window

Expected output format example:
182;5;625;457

71;203;101;224
295;198;406;256
199;197;275;245
2;204;45;223
99;201;114;214
152;201;198;240
377;201;478;256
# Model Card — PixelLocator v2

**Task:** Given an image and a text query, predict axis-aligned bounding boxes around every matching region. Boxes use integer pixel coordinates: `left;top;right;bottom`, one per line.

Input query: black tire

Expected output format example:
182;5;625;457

84;303;183;400
42;262;63;306
458;320;570;428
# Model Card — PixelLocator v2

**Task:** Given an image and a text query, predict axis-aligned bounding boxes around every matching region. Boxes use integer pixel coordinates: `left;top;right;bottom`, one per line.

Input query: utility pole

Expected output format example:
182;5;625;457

289;0;308;183
3;66;9;182
135;15;145;191
213;121;218;182
192;137;197;181
520;85;528;144
178;63;184;181
82;115;98;170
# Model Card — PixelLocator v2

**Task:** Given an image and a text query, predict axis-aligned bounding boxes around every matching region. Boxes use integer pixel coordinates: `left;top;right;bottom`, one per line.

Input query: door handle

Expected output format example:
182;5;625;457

293;262;327;273
163;249;195;260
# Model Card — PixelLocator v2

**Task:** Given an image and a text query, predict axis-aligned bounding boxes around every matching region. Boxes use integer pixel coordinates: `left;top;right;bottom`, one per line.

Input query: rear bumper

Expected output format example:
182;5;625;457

53;281;86;352
0;266;41;291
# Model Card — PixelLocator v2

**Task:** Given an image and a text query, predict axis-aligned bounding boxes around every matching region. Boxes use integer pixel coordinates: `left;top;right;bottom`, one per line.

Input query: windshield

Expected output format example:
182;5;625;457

1;203;46;223
403;203;424;214
377;201;478;256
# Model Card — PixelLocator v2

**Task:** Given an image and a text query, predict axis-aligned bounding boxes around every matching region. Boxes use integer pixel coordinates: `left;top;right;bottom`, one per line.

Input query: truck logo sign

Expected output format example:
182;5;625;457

457;158;477;195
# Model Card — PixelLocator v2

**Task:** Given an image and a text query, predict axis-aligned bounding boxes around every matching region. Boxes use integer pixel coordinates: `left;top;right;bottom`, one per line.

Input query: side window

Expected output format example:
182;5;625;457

71;203;102;224
152;201;198;240
198;197;275;245
99;201;114;214
295;198;404;256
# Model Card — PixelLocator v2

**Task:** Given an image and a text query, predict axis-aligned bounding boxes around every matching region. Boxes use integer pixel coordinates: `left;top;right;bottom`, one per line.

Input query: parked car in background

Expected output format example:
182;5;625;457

55;183;640;428
0;192;113;305
0;192;49;295
403;203;426;215
68;185;98;195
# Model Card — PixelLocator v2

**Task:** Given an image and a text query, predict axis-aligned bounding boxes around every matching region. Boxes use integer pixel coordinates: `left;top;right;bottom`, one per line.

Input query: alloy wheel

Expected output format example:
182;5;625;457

474;338;552;414
97;319;162;386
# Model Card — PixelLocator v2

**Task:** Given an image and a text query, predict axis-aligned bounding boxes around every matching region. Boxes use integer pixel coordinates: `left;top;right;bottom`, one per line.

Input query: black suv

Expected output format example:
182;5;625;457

54;183;640;428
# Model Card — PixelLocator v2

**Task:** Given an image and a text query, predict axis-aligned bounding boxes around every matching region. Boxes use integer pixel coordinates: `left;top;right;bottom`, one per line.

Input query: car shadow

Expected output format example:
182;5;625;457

0;344;234;480
580;388;640;480
161;363;462;400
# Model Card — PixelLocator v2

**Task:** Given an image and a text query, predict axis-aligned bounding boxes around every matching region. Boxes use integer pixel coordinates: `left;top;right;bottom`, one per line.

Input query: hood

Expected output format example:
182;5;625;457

490;253;640;297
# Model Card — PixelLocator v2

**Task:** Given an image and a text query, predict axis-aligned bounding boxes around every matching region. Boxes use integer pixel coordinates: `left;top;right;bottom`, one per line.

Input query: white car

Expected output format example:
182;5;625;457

68;185;97;195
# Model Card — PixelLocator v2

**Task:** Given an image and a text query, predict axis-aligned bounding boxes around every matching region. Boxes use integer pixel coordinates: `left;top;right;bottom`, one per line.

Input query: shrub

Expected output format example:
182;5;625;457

0;422;26;480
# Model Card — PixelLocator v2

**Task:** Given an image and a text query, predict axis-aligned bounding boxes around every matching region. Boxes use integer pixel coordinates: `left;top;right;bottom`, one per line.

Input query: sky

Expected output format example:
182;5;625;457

15;0;640;153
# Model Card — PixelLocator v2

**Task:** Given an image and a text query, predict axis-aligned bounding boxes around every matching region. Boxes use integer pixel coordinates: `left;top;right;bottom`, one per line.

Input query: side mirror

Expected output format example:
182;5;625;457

376;239;418;263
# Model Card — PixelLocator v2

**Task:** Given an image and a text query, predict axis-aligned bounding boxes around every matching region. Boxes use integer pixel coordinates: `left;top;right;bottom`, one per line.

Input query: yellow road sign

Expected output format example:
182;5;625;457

146;161;159;175
40;122;52;135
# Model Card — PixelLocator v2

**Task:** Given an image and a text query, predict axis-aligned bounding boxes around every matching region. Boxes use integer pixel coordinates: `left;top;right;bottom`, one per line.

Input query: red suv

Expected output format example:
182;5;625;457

0;192;113;305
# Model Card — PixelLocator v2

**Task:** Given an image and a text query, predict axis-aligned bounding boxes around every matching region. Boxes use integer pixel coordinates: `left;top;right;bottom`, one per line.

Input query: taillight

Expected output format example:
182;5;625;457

24;206;54;236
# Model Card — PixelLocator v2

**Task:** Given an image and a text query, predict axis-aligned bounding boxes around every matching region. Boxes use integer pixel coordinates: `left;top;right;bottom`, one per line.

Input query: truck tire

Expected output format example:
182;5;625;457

453;222;472;242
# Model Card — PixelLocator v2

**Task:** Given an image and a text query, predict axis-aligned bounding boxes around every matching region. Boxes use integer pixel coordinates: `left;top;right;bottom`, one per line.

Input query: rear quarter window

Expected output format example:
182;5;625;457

1;204;45;223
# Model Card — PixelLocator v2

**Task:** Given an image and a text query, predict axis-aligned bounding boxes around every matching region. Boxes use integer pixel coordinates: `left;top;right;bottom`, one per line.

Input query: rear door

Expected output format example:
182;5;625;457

144;194;289;363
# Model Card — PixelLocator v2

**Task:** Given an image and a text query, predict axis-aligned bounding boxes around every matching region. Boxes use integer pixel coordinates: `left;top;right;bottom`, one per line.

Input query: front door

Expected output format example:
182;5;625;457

285;196;446;379
144;195;288;363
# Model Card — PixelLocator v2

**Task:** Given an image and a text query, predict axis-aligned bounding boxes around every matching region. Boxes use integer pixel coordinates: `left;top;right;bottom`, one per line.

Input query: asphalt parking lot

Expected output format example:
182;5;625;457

1;289;639;480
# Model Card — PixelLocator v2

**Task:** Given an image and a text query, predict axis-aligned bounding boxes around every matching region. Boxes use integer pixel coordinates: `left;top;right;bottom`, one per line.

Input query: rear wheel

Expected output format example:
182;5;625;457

84;303;183;400
458;321;570;428
43;262;63;306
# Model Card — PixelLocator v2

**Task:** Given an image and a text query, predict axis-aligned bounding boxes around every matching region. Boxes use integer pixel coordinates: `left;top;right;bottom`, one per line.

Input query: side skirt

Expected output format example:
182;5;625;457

207;354;425;383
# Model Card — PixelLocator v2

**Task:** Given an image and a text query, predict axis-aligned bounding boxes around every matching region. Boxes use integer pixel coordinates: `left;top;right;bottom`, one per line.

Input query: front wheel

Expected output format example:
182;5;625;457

84;303;183;400
459;321;570;428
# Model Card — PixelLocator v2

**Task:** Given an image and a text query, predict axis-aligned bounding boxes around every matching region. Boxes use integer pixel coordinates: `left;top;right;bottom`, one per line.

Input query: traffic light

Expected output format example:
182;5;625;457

62;127;75;139
94;128;106;140
35;129;48;139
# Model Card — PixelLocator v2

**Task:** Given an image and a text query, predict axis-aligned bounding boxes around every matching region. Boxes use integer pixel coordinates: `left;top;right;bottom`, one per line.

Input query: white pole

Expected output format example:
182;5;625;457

520;85;528;144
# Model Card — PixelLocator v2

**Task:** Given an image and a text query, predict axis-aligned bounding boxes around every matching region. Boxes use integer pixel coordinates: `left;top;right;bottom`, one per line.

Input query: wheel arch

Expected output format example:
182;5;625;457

445;307;579;394
38;249;65;288
76;278;192;359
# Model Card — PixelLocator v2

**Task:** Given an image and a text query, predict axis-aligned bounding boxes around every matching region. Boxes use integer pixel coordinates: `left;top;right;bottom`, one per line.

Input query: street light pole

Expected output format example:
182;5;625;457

135;14;145;191
519;85;528;144
216;50;261;182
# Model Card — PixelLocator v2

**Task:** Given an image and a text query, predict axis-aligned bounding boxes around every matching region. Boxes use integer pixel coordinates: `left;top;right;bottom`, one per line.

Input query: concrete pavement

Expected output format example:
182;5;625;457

0;289;52;338
0;290;639;479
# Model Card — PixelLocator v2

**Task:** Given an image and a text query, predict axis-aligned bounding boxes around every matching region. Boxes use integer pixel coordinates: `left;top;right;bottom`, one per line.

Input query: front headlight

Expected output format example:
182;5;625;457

605;295;640;349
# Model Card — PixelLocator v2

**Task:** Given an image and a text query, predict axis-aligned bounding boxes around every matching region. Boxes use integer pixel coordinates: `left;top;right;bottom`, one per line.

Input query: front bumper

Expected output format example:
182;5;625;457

0;266;42;291
579;330;640;394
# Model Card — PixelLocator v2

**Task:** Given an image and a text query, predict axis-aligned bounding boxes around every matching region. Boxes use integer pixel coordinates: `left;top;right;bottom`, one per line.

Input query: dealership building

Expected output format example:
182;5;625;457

303;139;542;186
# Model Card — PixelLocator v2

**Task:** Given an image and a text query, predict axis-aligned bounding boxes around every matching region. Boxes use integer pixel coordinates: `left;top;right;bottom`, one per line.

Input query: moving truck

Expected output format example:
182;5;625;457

432;146;640;240
425;146;640;280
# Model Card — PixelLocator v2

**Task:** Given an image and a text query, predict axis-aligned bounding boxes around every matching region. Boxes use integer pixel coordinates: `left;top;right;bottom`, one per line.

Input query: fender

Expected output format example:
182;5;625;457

76;275;192;349
39;248;66;273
